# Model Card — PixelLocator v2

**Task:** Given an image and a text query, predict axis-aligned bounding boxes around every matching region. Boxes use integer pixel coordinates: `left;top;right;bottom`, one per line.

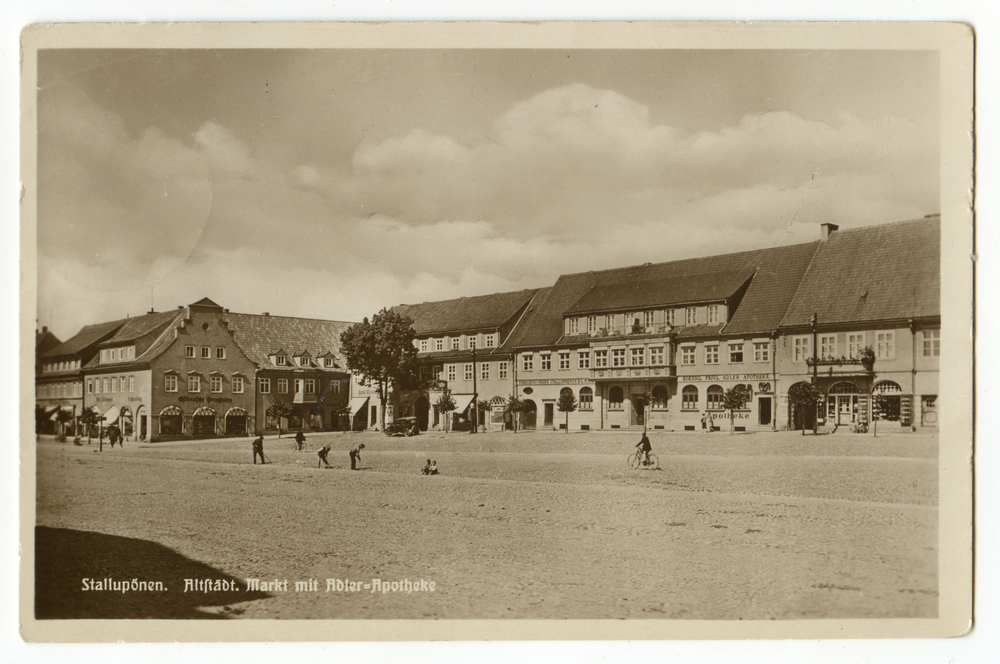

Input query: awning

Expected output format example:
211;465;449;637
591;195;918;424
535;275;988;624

348;396;370;417
102;406;120;425
48;406;73;421
451;393;476;415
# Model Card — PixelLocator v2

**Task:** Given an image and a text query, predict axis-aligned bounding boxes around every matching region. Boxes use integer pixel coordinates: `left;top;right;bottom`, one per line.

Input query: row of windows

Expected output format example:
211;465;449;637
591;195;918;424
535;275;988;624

87;375;138;394
790;330;939;363
680;384;754;411
441;361;510;382
522;348;674;371
164;374;245;394
565;305;727;336
186;345;227;360
38;381;82;398
258;378;344;395
417;333;497;353
42;360;81;373
100;347;135;364
271;354;337;368
679;341;771;366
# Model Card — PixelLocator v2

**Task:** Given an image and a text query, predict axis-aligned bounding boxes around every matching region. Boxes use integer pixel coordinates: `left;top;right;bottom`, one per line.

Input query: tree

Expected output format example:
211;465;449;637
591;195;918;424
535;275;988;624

435;392;457;433
340;309;420;433
79;407;100;444
267;400;292;437
556;388;577;433
504;394;525;433
721;385;751;435
54;408;74;442
788;382;823;435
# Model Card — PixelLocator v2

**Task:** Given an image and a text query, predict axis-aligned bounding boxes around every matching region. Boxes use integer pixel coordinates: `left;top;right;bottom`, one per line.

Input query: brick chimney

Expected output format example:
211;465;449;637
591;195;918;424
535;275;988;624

821;223;839;241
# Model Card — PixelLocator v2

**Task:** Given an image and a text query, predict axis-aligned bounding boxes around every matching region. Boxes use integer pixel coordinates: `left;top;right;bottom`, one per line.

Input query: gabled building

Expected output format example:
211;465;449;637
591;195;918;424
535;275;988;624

777;216;940;431
391;289;540;431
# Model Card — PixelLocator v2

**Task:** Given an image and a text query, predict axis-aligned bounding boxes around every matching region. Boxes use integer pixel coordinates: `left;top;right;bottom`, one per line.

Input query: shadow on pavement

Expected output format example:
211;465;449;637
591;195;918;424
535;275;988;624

35;526;270;619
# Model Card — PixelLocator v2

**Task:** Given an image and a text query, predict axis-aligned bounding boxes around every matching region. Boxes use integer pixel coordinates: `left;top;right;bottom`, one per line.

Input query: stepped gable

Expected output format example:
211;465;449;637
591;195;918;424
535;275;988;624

780;216;940;328
393;288;539;336
224;312;355;371
41;318;127;359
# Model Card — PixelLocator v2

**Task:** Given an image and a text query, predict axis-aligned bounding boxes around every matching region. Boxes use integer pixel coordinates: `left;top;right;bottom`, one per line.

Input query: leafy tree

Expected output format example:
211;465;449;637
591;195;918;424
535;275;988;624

54;408;74;442
504;394;525;433
556;388;577;433
340;309;420;433
721;385;751;435
266;400;292;437
788;382;823;435
435;392;457;433
79;407;101;444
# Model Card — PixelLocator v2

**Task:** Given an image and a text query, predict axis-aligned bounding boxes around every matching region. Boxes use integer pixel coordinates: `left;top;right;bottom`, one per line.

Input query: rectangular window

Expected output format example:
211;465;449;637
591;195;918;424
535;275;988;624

87;379;93;394
847;333;865;358
276;355;287;366
666;309;675;326
819;335;837;358
705;345;719;364
294;379;302;394
305;379;315;394
447;365;457;381
333;380;341;394
216;347;226;359
729;343;744;363
464;363;473;380
587;316;598;333
103;378;110;393
681;346;695;365
111;377;118;393
165;375;177;392
923;329;940;356
631;348;645;366
579;390;593;410
540;354;551;370
452;338;460;350
432;365;442;380
481;363;490;380
754;341;770;363
794;337;812;362
127;376;134;392
644;311;655;328
499;362;508;379
436;339;444;351
110;349;117;361
186;345;195;358
569;318;579;335
578;352;590;369
469;337;477;350
559;352;570;370
486;334;495;347
259;378;271;394
682;389;698;409
594;350;608;367
201;346;210;358
523;354;533;371
278;378;288;394
188;375;200;392
211;376;223;393
649;347;664;365
324;358;334;368
612;349;626;367
876;331;895;359
420;340;428;352
708;305;720;324
686;307;697;326
233;376;244;394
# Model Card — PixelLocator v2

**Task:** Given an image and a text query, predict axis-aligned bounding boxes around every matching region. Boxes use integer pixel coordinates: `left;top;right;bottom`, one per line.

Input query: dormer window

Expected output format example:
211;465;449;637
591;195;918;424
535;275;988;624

299;357;309;367
469;337;476;350
420;340;428;352
276;355;287;366
324;358;334;368
708;304;720;325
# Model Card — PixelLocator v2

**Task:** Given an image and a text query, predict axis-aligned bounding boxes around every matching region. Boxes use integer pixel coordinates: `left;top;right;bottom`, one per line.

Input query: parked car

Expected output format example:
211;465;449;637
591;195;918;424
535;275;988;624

385;416;420;436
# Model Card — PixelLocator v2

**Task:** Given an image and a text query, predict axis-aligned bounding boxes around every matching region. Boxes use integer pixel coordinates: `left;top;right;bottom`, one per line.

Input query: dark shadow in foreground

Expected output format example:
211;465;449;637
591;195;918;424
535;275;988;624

35;526;270;619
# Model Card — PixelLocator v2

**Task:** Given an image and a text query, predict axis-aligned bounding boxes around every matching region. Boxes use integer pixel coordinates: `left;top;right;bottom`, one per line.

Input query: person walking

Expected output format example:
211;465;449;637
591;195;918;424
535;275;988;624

707;412;716;433
317;445;332;468
349;443;365;470
294;430;306;451
701;413;708;433
252;435;266;465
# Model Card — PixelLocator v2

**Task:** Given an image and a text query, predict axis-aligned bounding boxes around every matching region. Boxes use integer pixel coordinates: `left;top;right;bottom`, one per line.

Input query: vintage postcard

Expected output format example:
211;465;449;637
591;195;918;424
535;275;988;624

19;22;973;642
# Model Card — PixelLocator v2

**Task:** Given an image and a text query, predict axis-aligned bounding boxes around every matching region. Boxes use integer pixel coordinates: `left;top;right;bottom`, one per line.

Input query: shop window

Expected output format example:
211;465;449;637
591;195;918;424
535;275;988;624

682;386;698;410
652;385;668;409
707;385;724;410
608;386;624;409
159;406;183;435
579;387;593;410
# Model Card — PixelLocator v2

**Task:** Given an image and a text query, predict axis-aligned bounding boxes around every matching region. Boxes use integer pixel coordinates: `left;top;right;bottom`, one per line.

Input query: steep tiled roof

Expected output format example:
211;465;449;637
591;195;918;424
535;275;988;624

498;286;557;351
508;242;820;348
564;270;750;315
99;310;184;346
36;329;62;355
780;217;940;328
42;318;127;358
225;313;355;371
394;289;539;336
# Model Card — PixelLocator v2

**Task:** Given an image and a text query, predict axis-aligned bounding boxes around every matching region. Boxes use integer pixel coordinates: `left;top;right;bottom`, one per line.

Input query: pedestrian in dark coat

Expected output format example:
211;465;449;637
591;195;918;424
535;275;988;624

317;445;332;468
294;430;306;451
349;443;365;470
252;435;265;464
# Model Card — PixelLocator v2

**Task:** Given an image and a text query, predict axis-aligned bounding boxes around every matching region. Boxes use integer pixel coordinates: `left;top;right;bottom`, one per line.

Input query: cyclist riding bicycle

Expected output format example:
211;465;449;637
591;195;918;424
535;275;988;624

636;433;652;465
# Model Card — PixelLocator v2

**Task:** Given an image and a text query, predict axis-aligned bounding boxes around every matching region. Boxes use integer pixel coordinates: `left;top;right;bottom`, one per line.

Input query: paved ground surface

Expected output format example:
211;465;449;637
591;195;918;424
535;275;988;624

34;429;938;620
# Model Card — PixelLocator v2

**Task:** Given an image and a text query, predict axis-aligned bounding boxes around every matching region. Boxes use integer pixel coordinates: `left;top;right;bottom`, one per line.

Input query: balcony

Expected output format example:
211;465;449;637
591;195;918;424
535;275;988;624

591;365;676;380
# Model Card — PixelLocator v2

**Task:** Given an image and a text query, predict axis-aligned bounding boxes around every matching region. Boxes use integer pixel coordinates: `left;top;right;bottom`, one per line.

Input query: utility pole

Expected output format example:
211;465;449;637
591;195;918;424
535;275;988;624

471;344;478;433
811;312;818;435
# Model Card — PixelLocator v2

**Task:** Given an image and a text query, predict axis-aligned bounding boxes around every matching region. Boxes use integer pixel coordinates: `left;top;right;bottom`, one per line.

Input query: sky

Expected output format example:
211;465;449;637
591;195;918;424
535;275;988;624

34;48;939;339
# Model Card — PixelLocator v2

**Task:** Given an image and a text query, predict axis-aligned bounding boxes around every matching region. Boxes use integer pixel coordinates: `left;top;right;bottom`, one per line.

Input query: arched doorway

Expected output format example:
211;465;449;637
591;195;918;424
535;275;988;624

827;381;861;426
119;406;134;438
159;405;183;436
225;407;249;436
523;399;537;430
415;395;430;431
873;381;903;421
787;382;816;431
192;406;217;437
135;405;147;441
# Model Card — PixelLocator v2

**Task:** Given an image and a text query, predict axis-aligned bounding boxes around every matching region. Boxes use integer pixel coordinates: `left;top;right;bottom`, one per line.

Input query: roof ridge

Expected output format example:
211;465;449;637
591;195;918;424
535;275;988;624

226;311;357;325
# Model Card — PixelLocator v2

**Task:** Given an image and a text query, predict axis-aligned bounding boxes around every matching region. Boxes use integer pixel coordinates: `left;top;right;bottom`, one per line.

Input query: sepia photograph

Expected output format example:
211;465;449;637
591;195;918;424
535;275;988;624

18;21;973;643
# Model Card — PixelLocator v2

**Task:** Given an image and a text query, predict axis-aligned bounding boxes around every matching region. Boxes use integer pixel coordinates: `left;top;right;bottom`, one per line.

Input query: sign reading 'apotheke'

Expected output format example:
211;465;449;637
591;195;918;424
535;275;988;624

679;373;772;382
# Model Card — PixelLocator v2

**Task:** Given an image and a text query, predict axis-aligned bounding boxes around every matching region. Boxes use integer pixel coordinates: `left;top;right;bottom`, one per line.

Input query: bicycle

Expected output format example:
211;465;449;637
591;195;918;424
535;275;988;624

628;450;659;470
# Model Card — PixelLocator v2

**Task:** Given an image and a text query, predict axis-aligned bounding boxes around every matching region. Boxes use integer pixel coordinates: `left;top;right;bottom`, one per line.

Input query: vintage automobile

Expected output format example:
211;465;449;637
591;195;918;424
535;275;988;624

385;416;420;436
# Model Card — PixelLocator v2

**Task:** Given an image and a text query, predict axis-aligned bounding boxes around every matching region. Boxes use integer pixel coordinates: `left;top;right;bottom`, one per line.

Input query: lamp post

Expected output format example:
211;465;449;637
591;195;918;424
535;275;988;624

811;312;818;435
471;344;478;434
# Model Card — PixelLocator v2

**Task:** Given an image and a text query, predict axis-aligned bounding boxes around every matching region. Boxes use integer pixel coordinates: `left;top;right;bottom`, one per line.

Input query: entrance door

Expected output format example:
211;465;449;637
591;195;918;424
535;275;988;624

415;396;430;431
758;397;772;426
543;403;554;427
837;395;858;425
523;400;537;430
140;415;147;440
632;397;645;427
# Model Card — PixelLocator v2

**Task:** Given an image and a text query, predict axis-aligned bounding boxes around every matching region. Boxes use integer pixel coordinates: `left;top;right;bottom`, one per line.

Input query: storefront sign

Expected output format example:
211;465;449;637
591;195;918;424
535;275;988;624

679;373;771;382
518;378;592;385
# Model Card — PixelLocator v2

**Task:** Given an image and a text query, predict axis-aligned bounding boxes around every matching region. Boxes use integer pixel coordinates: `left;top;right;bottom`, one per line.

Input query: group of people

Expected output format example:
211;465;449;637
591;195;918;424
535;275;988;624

700;412;716;433
421;459;439;475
